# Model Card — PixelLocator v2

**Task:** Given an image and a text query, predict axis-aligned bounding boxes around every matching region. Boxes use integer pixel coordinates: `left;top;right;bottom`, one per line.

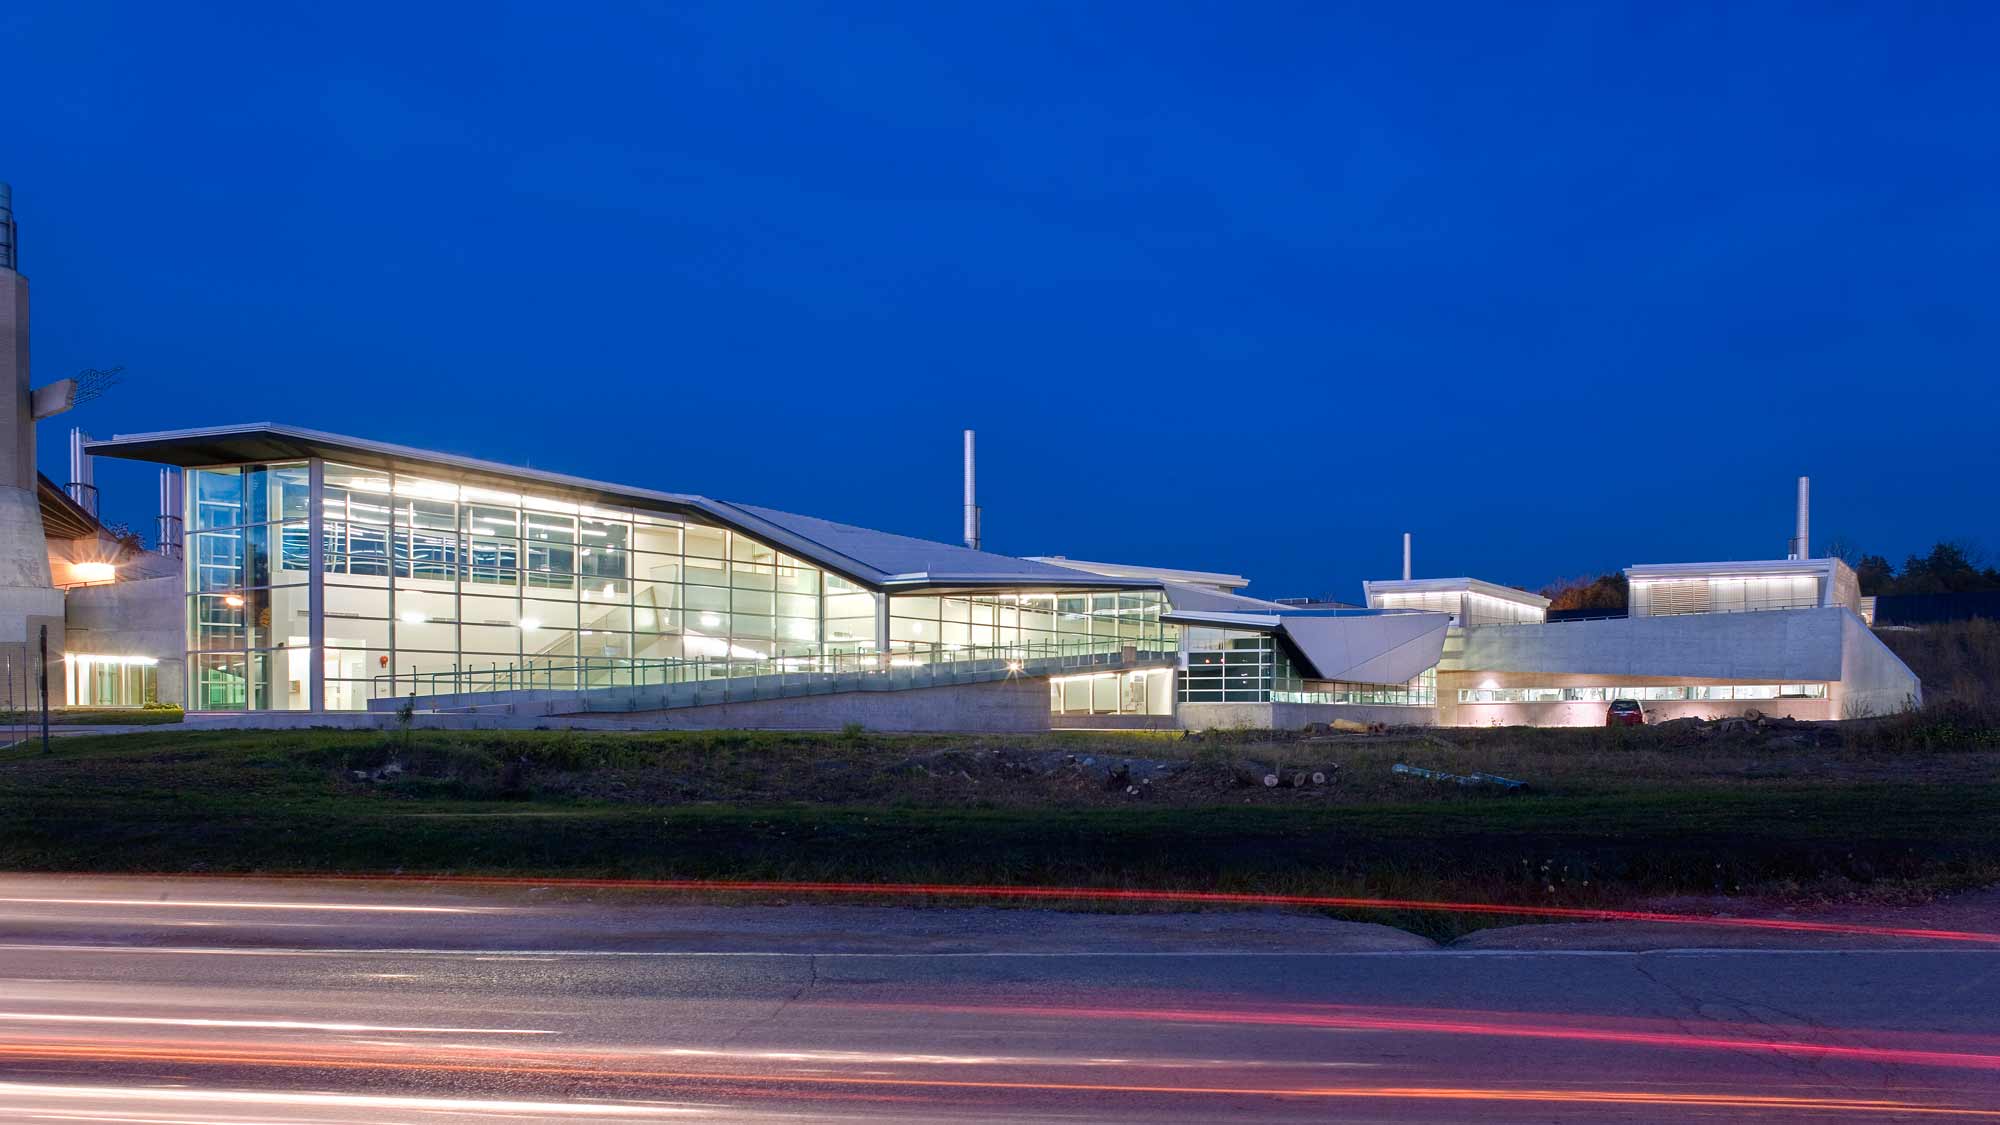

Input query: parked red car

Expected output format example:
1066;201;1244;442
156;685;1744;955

1605;699;1647;726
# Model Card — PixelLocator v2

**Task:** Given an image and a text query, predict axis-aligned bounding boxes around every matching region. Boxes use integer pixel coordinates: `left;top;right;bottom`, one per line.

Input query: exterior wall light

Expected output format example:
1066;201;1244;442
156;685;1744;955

71;562;117;583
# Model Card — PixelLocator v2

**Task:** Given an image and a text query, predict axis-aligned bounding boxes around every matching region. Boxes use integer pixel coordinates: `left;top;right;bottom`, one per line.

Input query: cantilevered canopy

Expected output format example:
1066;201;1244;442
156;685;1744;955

86;423;1144;595
1164;596;1452;686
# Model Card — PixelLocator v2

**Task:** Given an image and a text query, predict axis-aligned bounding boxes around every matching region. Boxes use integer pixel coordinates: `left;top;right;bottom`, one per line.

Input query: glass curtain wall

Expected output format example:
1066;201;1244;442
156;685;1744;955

186;463;312;711
1180;628;1436;705
888;591;1170;664
184;458;1170;711
186;459;839;711
1178;628;1293;703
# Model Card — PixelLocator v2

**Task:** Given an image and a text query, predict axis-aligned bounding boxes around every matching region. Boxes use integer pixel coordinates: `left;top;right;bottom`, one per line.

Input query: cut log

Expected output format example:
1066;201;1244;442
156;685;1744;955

1262;773;1280;788
1310;770;1327;785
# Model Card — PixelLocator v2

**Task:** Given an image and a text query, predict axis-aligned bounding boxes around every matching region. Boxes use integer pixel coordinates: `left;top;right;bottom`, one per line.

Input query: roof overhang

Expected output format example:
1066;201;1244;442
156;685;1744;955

1165;604;1453;686
1279;610;1452;684
1625;559;1838;582
1027;556;1250;592
1363;576;1551;609
86;423;1146;595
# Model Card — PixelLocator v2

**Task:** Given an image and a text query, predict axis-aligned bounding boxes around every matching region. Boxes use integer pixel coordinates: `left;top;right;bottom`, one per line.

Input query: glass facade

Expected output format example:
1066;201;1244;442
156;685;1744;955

1049;668;1174;715
1456;683;1827;703
64;655;160;708
1179;627;1436;706
1273;668;1437;707
888;590;1170;664
183;458;1166;711
1178;629;1296;703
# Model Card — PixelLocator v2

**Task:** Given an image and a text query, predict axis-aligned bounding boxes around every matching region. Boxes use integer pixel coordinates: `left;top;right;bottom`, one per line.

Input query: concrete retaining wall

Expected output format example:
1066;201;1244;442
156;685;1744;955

575;674;1055;731
1836;612;1922;717
1051;713;1178;730
64;574;184;706
1177;701;1434;732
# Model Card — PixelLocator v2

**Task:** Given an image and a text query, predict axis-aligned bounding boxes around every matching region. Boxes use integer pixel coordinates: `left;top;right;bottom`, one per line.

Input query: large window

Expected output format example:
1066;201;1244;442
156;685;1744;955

1178;629;1292;703
184;461;842;711
184;459;1172;712
65;654;159;708
1632;576;1823;617
888;590;1169;664
1457;683;1827;703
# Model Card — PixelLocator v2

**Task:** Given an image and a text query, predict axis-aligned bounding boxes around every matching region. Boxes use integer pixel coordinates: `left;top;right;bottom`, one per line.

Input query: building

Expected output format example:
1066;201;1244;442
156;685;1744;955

1381;546;1919;728
0;180;1923;731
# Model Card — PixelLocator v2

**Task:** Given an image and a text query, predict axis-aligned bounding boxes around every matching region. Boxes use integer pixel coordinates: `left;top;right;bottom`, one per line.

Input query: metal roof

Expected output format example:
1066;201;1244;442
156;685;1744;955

1624;559;1841;581
84;423;1143;594
1026;557;1251;592
1363;576;1551;608
36;472;103;540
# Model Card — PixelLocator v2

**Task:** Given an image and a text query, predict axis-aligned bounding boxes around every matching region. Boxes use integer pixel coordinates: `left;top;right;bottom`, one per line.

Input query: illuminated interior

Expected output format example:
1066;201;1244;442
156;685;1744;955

64;653;159;708
181;460;1166;712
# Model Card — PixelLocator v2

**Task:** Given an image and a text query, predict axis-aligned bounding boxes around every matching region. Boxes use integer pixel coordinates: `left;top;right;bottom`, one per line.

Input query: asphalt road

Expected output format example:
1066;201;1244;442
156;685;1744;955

0;875;1996;1122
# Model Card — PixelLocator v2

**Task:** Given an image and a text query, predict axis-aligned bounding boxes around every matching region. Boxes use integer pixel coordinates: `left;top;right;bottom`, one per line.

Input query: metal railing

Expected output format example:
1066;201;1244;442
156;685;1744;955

368;637;1179;708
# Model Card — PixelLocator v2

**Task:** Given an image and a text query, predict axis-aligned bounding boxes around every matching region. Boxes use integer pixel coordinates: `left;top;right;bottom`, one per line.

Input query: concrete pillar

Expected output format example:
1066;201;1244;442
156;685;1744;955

307;458;325;712
0;211;65;649
874;592;891;669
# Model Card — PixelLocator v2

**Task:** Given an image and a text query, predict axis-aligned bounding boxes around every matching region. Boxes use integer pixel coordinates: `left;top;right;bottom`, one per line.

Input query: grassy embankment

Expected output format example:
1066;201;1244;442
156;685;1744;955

3;697;1997;938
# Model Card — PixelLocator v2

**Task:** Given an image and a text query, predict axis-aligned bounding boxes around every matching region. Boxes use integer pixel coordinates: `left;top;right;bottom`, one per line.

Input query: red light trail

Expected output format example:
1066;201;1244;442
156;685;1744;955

187;871;2000;945
853;999;2000;1072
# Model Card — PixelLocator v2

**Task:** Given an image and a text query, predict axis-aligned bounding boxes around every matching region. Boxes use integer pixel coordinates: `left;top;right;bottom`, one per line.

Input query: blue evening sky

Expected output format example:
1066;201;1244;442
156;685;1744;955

4;2;1994;599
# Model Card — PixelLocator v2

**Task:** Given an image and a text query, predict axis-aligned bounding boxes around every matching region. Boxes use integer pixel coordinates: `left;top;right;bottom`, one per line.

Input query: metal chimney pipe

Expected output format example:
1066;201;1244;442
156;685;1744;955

158;467;184;559
0;182;15;271
962;429;980;550
1793;476;1810;559
66;427;97;515
1402;532;1412;581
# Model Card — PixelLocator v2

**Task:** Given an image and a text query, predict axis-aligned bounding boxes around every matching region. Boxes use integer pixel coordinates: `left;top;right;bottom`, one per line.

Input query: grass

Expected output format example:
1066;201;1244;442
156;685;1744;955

3;718;1997;940
0;704;183;726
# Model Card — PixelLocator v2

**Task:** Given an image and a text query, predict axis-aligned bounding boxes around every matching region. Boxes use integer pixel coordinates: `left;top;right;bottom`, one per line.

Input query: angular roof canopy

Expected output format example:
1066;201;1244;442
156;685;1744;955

37;472;102;540
86;423;1141;594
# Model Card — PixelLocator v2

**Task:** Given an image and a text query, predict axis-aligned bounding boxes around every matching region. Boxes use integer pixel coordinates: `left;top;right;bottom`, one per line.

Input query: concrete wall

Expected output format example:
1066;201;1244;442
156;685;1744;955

64;574;185;706
1177;701;1434;731
1434;606;1920;727
1449;608;1848;683
1051;713;1177;730
1835;611;1922;718
1436;669;1832;727
573;673;1055;732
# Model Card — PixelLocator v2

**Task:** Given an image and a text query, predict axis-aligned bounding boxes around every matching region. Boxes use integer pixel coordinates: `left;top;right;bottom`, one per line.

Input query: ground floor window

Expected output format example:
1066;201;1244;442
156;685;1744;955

1050;668;1171;715
1457;683;1827;704
65;655;159;708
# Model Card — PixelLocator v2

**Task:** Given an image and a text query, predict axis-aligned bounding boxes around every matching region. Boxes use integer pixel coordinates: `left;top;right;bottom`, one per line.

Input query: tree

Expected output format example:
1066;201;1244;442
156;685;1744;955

1843;541;2000;597
1540;573;1628;612
1854;554;1895;596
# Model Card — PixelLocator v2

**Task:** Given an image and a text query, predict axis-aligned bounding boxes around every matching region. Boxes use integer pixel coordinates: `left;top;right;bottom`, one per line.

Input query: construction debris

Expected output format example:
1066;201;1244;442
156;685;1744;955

1392;762;1527;791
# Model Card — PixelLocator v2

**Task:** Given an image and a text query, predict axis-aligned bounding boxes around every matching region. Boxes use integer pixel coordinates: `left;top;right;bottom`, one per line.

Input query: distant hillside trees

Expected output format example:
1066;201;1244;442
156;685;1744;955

1836;541;2000;596
1540;573;1628;612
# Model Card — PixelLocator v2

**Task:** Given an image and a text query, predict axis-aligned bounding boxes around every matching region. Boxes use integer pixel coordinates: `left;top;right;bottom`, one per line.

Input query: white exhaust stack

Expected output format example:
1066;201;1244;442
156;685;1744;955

157;467;184;559
1402;532;1412;580
1792;476;1810;559
65;426;97;516
962;429;980;551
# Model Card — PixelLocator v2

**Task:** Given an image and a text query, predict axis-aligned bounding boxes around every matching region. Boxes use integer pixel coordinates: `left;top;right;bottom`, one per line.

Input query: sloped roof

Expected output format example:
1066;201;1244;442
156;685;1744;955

85;423;1140;593
718;503;1135;590
37;473;102;540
